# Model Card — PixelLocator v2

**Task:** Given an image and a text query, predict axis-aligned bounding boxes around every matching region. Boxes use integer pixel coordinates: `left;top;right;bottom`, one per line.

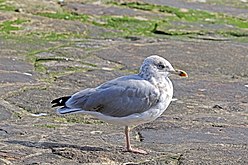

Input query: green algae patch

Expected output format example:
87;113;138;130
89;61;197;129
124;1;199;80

36;11;89;22
110;1;216;22
0;0;16;11
218;15;248;28
93;16;156;36
110;1;248;29
218;30;248;37
36;32;72;41
0;19;28;34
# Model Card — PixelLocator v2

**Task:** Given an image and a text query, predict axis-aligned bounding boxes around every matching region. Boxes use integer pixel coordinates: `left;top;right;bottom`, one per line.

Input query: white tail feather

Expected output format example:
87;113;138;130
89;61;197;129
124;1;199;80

57;107;84;115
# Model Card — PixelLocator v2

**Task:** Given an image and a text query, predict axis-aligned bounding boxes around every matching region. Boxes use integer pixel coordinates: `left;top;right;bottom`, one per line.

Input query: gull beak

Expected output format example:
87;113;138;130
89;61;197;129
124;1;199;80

170;69;188;77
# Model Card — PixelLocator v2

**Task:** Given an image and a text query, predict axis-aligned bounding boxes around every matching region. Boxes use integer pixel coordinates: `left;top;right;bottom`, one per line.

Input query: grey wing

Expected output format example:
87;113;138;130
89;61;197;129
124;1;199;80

65;88;96;108
82;78;160;117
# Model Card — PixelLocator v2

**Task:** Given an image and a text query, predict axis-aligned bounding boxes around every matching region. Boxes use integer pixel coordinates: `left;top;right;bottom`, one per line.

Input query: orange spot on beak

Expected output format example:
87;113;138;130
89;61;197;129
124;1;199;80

178;70;188;77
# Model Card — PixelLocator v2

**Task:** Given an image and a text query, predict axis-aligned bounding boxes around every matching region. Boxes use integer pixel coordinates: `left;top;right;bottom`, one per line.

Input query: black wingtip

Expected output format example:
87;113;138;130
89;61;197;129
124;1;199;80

51;96;71;107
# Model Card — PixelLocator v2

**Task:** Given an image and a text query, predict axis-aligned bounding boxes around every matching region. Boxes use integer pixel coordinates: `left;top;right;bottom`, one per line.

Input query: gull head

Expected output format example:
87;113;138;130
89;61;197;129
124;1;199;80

139;55;188;79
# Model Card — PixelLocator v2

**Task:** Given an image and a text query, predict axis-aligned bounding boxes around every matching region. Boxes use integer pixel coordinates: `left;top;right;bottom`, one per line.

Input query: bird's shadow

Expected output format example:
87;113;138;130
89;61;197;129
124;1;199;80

5;140;108;152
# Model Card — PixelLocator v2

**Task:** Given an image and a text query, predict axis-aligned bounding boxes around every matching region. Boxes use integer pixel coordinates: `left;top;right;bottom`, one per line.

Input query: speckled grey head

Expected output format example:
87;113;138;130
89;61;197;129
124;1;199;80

139;55;175;79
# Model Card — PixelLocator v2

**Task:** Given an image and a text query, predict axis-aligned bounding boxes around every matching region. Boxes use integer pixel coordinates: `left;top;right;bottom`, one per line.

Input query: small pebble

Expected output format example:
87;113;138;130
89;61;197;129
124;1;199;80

213;105;223;109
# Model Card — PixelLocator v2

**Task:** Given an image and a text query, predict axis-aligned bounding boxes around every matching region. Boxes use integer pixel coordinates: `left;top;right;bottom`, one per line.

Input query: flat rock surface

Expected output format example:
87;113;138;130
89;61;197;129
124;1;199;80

142;0;248;18
0;0;247;164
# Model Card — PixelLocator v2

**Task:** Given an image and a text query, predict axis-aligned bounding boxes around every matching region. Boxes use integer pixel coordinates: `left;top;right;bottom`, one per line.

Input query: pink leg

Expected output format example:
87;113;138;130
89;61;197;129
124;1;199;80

124;126;147;154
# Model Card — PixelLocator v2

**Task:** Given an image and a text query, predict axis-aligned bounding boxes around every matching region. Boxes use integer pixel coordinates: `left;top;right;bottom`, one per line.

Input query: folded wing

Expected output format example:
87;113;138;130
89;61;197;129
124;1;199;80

65;75;160;117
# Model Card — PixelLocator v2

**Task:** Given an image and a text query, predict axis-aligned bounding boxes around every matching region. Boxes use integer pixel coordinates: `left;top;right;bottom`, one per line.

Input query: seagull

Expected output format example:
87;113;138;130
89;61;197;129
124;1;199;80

51;55;188;154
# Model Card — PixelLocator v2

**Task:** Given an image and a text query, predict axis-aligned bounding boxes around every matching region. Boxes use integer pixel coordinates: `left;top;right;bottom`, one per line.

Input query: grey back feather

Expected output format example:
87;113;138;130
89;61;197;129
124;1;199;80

65;74;160;117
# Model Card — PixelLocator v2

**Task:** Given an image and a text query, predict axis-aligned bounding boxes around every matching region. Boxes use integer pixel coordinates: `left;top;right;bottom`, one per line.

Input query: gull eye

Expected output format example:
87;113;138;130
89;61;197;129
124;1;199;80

157;64;165;69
